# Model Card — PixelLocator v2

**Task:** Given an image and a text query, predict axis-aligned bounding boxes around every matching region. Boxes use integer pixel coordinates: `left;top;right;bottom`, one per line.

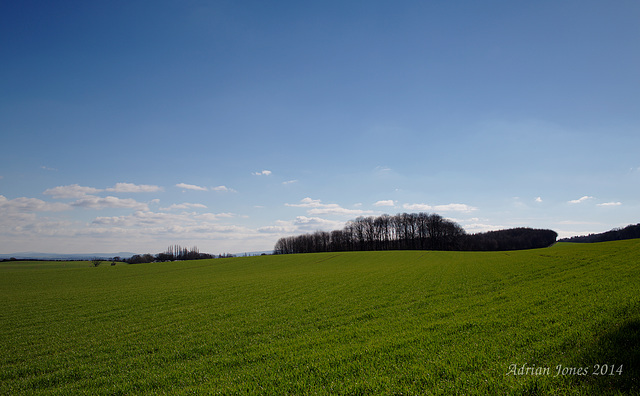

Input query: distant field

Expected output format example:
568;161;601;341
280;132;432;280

0;260;96;270
1;241;639;394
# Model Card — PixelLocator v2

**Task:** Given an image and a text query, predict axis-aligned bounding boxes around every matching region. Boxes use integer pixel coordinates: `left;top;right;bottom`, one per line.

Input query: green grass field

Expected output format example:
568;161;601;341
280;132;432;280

1;241;639;395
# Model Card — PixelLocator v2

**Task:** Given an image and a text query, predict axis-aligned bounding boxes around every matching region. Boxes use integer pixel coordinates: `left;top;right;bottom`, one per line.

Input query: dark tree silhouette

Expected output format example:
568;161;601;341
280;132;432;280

559;223;640;243
459;228;558;251
274;212;470;254
275;213;557;254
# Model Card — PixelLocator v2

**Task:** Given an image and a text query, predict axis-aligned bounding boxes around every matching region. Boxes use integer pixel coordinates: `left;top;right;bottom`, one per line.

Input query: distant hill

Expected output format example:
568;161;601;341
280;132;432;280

559;223;640;243
0;252;138;261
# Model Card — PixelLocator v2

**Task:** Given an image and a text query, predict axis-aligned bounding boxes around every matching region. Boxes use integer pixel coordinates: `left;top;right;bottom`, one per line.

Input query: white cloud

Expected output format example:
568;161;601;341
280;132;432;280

568;196;593;204
258;216;345;234
93;211;185;227
160;203;208;211
40;166;57;171
403;203;477;213
87;210;262;249
0;199;274;254
286;197;324;208
373;200;395;207
44;183;162;199
535;197;543;203
308;206;371;216
176;183;208;191
257;221;295;234
597;202;622;207
92;210;233;228
44;184;102;199
403;203;432;211
0;195;70;213
252;170;272;176
291;216;345;232
286;197;373;216
282;180;298;185
71;196;149;211
106;183;162;193
434;203;477;212
0;196;76;250
212;185;236;192
196;212;234;221
462;222;504;234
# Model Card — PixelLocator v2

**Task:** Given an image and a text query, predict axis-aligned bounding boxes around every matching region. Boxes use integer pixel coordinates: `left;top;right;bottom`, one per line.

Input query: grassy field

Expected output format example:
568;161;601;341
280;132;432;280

1;241;639;395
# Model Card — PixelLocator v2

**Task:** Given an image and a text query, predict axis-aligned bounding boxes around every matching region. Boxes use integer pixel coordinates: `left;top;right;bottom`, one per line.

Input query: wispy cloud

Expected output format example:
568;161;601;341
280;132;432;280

106;183;162;193
286;198;322;208
40;166;57;171
45;183;162;198
434;203;477;212
403;203;477;213
212;185;236;192
253;170;272;176
282;180;298;185
597;202;622;207
568;196;593;204
0;195;70;213
88;211;255;248
196;212;234;221
286;197;373;216
160;203;208;211
43;183;153;211
308;207;371;216
374;166;392;173
92;210;233;227
373;200;395;207
403;203;432;211
535;197;543;203
258;216;345;234
44;184;102;199
71;196;149;211
176;183;208;191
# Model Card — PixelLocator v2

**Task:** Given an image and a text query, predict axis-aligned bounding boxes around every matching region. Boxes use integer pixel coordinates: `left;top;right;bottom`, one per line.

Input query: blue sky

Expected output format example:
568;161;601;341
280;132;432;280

1;1;639;254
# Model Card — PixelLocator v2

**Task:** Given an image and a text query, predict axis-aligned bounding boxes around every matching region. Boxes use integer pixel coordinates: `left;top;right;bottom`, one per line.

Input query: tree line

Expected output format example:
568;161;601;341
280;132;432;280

558;223;640;243
457;227;558;251
274;213;557;254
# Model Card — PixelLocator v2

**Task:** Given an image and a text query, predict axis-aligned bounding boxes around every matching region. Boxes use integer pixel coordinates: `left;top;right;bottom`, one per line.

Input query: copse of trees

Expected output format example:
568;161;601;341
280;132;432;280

126;254;156;264
275;213;465;254
458;228;558;251
274;213;557;254
155;245;213;261
125;245;214;264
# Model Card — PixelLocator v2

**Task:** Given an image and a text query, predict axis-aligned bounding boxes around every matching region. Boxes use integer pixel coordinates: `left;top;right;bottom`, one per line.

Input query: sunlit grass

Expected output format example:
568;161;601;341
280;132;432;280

1;241;639;394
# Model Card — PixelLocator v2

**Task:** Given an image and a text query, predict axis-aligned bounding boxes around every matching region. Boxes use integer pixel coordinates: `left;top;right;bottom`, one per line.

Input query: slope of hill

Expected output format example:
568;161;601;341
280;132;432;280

1;240;639;394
